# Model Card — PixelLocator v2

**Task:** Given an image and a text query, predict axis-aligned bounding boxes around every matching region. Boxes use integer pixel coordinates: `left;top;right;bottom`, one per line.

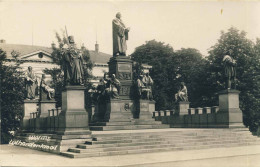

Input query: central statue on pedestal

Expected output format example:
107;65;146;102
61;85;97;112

112;12;130;57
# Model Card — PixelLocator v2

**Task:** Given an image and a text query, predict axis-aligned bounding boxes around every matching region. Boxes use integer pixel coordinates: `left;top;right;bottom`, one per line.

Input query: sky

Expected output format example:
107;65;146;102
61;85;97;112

1;1;260;56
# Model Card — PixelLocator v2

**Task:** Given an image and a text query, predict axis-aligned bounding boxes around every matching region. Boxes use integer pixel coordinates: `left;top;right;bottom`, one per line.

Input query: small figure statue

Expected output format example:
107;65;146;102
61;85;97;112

108;74;121;99
223;54;236;89
142;72;154;100
136;75;145;97
175;82;188;102
112;12;130;56
62;36;84;86
40;74;55;100
25;66;37;100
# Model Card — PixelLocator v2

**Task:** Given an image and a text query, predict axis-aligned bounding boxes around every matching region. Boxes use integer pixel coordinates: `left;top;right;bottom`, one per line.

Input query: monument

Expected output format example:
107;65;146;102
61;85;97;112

57;35;90;136
23;66;38;130
175;82;190;115
217;54;243;128
89;13;167;130
38;74;56;118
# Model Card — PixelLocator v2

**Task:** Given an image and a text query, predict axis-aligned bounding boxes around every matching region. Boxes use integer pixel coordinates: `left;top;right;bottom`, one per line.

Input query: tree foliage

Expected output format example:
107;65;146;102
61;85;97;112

0;49;25;144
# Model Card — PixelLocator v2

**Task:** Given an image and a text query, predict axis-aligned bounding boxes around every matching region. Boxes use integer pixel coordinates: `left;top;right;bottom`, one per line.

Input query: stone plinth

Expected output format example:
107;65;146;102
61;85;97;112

217;89;244;128
57;86;90;135
178;102;190;115
188;108;195;115
23;100;38;130
211;106;219;113
195;108;203;114
203;107;211;114
139;100;155;119
39;100;56;118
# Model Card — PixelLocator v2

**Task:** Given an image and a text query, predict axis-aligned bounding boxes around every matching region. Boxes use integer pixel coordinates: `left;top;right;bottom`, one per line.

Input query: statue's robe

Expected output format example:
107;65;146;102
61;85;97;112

25;70;37;99
71;50;84;85
112;18;128;56
62;46;84;85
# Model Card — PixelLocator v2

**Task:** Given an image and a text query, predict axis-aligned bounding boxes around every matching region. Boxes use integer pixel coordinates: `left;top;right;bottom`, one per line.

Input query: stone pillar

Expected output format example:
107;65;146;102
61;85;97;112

178;101;190;115
23;100;38;130
216;89;244;128
39;100;56;118
57;86;90;135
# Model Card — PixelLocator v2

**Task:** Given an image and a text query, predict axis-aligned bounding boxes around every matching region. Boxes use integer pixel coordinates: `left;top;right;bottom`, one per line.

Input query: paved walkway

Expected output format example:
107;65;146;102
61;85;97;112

1;144;260;166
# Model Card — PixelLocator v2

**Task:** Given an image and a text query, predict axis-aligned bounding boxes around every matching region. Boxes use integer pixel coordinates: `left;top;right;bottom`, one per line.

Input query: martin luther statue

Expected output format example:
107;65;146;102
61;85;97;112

112;12;130;56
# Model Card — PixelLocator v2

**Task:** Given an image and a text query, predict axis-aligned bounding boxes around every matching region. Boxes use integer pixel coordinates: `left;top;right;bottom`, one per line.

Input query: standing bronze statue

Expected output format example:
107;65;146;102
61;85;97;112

223;54;236;89
112;12;130;56
62;36;84;85
25;66;37;100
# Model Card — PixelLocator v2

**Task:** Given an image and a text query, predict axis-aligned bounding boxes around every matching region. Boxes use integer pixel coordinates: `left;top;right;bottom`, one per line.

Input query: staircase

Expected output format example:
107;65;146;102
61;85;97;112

61;128;260;158
89;110;170;131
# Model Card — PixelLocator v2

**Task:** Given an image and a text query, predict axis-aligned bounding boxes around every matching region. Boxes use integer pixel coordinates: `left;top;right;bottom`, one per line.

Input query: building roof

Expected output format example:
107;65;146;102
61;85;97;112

0;43;112;64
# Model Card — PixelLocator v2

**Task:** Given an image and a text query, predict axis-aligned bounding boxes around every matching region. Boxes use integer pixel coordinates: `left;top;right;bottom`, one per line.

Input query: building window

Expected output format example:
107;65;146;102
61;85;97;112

38;52;43;58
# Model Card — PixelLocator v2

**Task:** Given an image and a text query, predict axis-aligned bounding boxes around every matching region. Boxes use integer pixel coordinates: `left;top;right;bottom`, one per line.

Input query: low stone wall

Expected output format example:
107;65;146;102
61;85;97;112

29;108;62;133
153;106;222;128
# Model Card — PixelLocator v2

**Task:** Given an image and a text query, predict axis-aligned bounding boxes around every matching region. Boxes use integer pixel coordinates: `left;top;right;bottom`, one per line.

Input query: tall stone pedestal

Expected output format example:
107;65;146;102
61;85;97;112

57;86;90;136
39;100;56;118
217;89;244;128
23;99;38;130
178;101;190;115
108;56;133;99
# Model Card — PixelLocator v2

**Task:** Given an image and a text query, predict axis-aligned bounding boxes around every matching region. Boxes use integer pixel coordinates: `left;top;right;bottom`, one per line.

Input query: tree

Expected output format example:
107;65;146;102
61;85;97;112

131;40;206;110
0;49;25;144
207;27;260;131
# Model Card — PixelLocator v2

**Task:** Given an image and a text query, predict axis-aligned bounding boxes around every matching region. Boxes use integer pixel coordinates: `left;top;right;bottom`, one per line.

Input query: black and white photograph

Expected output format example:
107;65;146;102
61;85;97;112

0;0;260;166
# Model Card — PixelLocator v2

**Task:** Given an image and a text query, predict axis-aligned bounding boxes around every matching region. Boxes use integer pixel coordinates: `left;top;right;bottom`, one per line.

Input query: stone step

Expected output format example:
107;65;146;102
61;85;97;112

86;137;167;145
92;135;258;144
90;124;170;131
77;135;260;150
90;132;256;141
105;118;133;122
90;120;163;127
69;139;260;154
62;140;260;158
77;140;171;149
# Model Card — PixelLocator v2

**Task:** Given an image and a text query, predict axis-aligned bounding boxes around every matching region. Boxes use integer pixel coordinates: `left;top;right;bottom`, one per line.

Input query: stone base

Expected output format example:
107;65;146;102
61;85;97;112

139;100;155;119
217;89;244;128
57;86;91;142
39;100;56;118
178;101;190;115
104;99;134;121
23;99;39;130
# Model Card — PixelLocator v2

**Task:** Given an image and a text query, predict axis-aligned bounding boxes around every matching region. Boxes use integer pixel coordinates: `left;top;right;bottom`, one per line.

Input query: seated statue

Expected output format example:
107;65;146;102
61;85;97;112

142;72;154;100
40;74;55;100
136;74;153;100
107;74;121;99
175;82;188;102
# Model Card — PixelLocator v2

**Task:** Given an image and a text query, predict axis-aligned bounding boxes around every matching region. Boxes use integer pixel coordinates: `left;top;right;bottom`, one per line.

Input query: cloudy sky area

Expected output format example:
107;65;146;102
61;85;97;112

0;1;260;56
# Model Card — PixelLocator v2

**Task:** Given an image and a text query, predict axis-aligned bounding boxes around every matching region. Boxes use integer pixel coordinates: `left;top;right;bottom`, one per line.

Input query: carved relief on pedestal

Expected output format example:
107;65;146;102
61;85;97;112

120;86;131;96
117;72;131;80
